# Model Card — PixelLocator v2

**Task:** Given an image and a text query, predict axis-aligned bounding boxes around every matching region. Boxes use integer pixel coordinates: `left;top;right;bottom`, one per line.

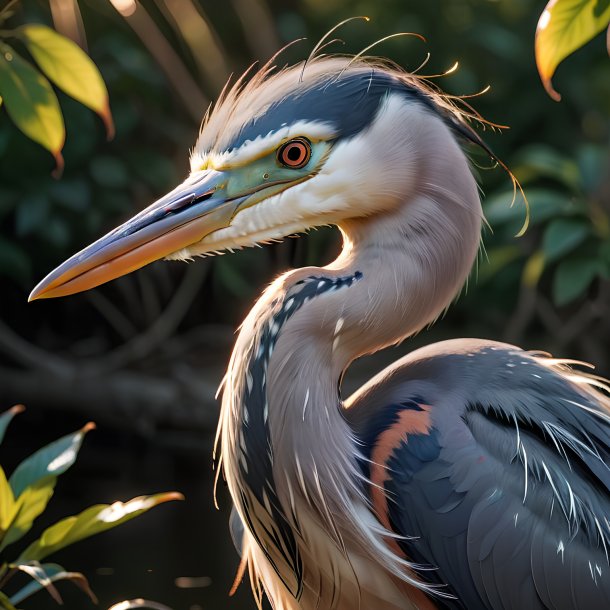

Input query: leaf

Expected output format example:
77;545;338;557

477;245;522;283
0;478;56;552
514;146;581;191
17;24;114;138
9;422;95;498
0;237;31;283
484;188;581;228
522;251;546;287
18;492;184;562
542;218;590;262
0;44;64;173
553;257;600;305
536;0;610;101
9;562;97;605
0;466;16;533
8;562;62;604
0;591;17;610
15;194;50;237
0;405;24;446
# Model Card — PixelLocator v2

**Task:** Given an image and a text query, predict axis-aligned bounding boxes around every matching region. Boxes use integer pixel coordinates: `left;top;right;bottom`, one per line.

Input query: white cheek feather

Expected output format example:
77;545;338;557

179;94;428;259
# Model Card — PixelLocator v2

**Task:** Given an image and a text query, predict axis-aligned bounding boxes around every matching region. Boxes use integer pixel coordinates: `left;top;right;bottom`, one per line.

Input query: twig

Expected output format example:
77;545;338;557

93;262;209;372
0;318;72;377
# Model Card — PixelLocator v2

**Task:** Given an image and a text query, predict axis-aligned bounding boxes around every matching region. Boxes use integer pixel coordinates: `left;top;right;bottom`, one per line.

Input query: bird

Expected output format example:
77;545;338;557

28;36;610;610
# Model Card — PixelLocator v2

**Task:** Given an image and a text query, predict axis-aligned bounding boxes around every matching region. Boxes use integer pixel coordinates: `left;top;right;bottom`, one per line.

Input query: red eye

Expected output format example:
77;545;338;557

277;138;311;169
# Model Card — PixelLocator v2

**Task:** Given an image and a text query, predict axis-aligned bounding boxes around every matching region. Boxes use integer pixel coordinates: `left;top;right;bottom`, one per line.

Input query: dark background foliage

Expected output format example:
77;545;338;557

0;0;608;608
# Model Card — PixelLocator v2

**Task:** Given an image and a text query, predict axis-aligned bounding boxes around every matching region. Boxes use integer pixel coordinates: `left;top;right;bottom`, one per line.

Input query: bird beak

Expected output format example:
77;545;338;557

29;169;241;301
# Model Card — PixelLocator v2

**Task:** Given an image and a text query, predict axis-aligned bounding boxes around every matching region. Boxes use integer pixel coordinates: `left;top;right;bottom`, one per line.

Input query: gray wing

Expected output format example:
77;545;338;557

347;338;610;610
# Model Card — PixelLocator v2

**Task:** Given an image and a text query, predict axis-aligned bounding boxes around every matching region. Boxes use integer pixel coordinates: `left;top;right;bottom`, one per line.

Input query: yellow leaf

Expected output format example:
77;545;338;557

0;466;15;532
17;24;114;138
0;44;64;173
536;0;610;101
0;478;56;552
19;492;183;562
522;251;546;287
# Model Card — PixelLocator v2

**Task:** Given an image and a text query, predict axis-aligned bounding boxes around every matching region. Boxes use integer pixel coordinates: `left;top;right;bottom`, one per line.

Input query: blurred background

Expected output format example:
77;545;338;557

0;0;608;608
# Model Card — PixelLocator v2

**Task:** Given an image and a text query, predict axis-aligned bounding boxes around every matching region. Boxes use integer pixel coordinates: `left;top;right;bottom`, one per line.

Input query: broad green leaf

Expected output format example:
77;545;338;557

9;562;97;605
0;478;56;552
17;24;114;138
19;492;183;562
9;422;95;497
484;188;580;227
553;257;600;305
536;0;610;101
0;44;64;172
542;218;589;262
514;146;581;191
0;591;17;610
0;405;24;447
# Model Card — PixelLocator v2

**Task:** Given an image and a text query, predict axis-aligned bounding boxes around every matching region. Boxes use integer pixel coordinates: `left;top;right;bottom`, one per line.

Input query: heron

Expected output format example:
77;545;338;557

28;43;610;610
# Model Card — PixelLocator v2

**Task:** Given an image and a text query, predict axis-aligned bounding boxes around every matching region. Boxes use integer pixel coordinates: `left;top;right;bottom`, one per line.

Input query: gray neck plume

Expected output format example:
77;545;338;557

217;104;483;608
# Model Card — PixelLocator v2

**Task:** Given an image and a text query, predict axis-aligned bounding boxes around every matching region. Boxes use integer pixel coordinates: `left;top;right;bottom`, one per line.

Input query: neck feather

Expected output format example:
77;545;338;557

218;128;483;605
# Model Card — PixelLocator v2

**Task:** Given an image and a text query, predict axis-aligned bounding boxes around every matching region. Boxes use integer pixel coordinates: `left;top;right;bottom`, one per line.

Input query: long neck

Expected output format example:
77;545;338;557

218;133;482;602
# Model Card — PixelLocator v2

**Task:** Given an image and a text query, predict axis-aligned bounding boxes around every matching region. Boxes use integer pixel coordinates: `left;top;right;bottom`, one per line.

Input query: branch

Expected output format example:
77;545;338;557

92;262;210;373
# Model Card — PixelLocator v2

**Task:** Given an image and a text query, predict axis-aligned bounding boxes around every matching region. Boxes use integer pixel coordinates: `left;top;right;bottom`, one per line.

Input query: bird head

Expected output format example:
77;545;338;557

29;55;490;301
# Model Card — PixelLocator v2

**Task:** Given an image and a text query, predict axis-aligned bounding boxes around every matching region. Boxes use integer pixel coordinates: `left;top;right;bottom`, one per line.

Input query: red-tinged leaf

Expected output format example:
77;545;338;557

536;0;610;101
0;44;64;172
17;24;114;139
8;562;62;605
9;562;97;606
9;422;95;497
18;492;184;562
0;405;24;447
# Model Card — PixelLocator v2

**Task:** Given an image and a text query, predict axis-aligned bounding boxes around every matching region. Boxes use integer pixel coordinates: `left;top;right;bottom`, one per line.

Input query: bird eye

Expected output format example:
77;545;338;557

277;138;311;169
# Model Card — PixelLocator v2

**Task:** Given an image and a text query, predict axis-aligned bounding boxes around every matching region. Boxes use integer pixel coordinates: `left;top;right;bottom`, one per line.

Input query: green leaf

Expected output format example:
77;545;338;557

0;478;56;552
542;218;589;262
0;405;24;447
17;24;114;138
0;44;64;173
514;146;581;191
536;0;610;101
9;423;95;498
484;188;580;227
477;245;522;283
9;562;97;605
89;155;129;188
553;257;600;305
18;492;183;562
0;237;31;284
0;591;17;610
15;194;50;237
